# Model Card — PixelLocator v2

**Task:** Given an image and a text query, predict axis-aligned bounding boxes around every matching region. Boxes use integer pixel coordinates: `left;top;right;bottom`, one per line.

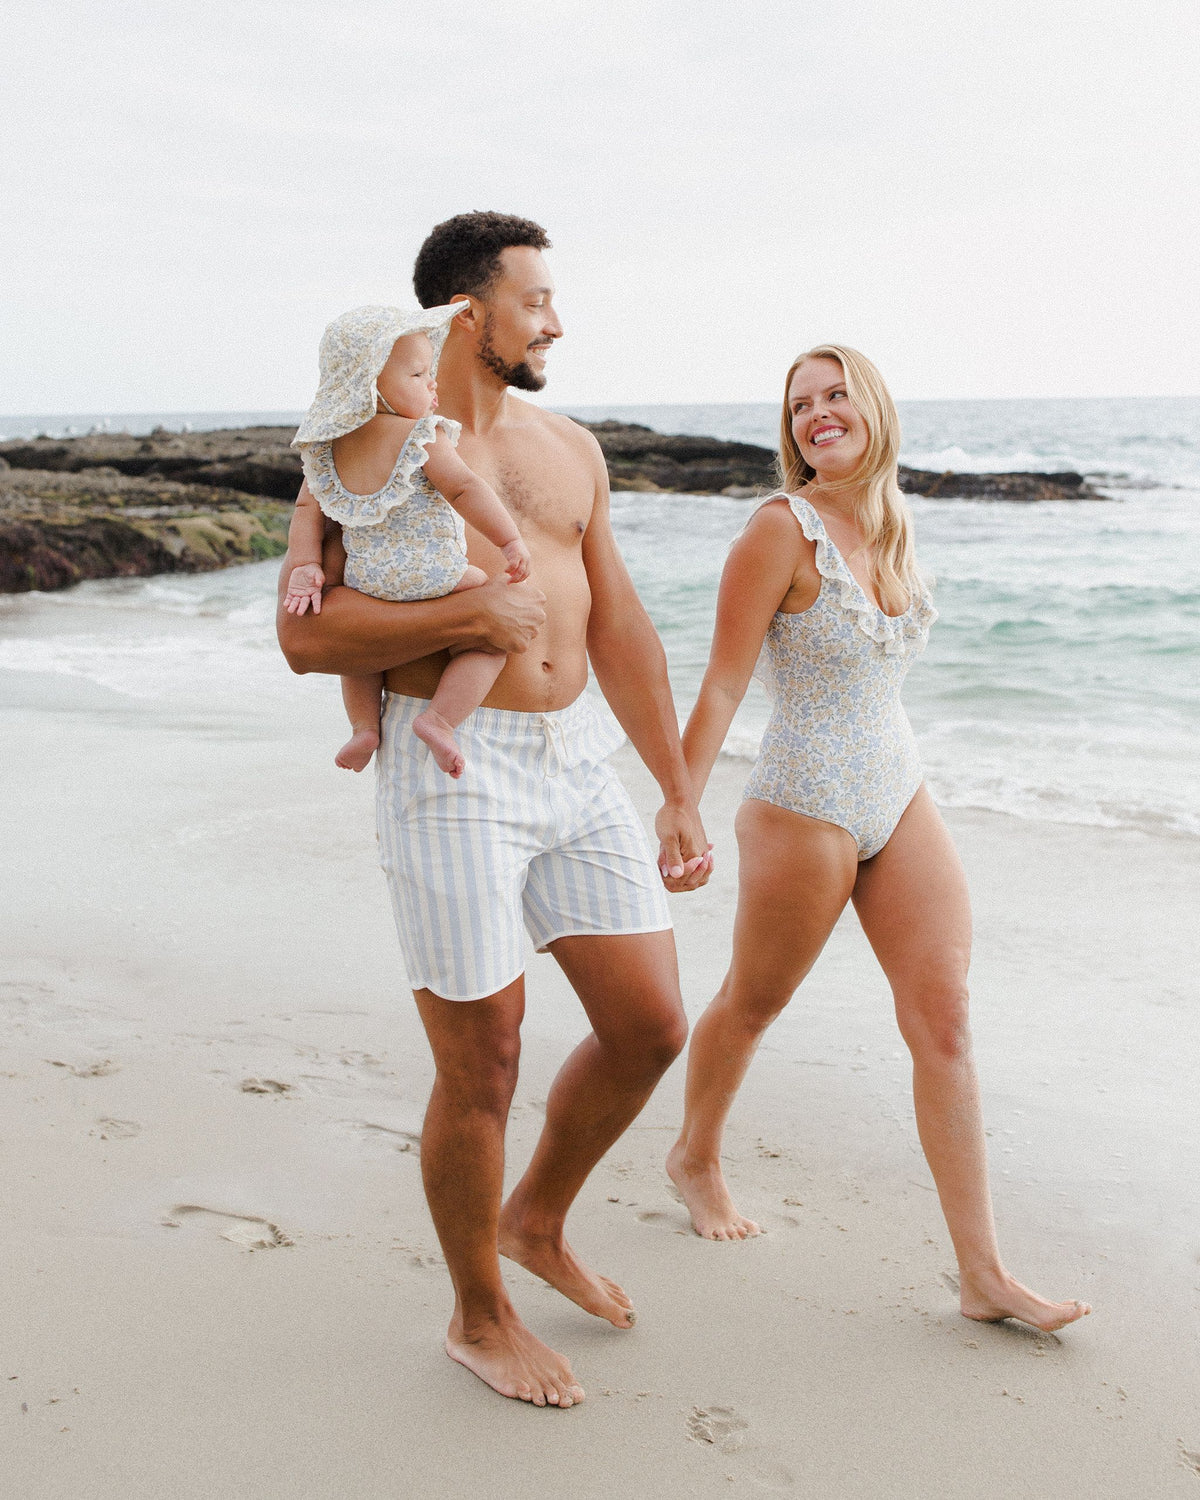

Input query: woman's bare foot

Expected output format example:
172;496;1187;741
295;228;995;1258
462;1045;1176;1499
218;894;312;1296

498;1208;635;1328
957;1267;1092;1333
667;1140;762;1240
413;709;465;778
334;727;379;772
446;1310;584;1407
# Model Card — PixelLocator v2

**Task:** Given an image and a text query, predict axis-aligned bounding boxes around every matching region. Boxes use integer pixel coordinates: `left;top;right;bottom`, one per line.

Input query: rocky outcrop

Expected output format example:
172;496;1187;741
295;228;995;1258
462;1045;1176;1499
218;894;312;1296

581;422;1099;501
0;420;1101;593
896;466;1095;502
583;421;780;496
0;426;304;500
0;421;1101;505
0;467;290;593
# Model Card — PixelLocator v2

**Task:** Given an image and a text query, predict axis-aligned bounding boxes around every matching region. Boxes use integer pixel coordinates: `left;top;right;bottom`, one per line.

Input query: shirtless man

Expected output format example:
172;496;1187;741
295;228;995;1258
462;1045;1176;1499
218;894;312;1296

277;212;710;1408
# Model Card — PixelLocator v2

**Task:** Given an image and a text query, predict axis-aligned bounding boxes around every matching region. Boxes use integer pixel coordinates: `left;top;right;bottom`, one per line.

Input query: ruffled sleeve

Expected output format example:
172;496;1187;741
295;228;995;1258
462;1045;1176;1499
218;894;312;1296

784;494;937;655
299;415;459;527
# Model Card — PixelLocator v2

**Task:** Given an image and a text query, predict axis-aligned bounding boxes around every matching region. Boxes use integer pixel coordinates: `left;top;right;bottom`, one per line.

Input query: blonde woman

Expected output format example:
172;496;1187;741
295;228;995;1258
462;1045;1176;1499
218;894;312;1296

663;345;1089;1332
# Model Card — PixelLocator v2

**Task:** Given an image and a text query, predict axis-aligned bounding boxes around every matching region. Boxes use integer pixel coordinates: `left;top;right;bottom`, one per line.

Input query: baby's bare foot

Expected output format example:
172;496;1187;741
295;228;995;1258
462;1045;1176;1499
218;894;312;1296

666;1141;761;1241
958;1267;1091;1333
413;710;465;778
335;727;379;772
446;1311;584;1407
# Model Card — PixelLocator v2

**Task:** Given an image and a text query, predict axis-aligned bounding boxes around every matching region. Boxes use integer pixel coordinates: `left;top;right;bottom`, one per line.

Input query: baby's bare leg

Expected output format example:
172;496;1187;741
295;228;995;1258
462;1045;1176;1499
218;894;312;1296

336;671;384;772
413;568;505;779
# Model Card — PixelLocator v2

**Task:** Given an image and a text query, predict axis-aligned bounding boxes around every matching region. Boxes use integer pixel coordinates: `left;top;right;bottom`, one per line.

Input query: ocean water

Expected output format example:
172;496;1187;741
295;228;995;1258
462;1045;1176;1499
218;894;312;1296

2;399;1198;838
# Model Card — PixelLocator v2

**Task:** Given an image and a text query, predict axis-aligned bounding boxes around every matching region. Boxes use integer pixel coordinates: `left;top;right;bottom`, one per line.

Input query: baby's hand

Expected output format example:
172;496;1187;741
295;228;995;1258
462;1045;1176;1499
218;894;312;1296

501;537;532;582
286;563;325;615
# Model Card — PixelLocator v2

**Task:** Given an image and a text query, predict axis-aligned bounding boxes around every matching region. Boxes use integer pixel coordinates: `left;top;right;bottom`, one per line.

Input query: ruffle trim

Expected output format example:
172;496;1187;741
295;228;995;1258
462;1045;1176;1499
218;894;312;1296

782;493;937;655
300;415;461;527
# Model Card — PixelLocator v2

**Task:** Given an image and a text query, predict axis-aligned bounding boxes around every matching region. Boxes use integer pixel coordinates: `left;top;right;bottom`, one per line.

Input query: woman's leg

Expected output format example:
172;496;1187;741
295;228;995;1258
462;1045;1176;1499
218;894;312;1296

668;798;859;1239
413;567;503;777
335;671;384;771
852;785;1090;1331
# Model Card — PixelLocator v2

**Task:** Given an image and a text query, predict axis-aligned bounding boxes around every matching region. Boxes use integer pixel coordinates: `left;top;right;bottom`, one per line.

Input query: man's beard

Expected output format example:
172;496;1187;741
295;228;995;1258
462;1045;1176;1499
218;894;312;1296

478;314;546;392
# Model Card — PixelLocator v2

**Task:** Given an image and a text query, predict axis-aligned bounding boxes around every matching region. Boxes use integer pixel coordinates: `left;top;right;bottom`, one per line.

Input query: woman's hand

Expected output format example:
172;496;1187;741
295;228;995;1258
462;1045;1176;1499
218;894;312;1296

656;799;713;892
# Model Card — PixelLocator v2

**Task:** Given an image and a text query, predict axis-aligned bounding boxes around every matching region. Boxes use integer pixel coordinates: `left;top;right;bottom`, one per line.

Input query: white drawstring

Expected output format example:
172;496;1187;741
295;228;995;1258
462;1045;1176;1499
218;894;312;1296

541;714;567;777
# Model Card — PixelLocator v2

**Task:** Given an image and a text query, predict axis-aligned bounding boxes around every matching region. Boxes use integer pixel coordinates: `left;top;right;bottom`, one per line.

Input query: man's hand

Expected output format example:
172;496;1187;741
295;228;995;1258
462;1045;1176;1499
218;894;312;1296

285;563;326;616
472;576;546;654
655;799;713;893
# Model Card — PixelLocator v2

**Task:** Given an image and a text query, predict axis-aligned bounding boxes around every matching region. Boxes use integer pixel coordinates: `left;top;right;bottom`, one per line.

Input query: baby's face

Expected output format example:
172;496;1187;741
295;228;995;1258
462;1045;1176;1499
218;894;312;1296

376;332;437;419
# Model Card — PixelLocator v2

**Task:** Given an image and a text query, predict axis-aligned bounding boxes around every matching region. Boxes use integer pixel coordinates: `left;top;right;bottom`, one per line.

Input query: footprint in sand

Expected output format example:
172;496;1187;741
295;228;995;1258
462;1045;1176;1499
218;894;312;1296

340;1120;422;1155
46;1058;121;1078
1178;1443;1200;1476
239;1078;292;1095
94;1118;140;1140
687;1407;795;1489
637;1209;690;1235
163;1205;294;1250
687;1405;749;1454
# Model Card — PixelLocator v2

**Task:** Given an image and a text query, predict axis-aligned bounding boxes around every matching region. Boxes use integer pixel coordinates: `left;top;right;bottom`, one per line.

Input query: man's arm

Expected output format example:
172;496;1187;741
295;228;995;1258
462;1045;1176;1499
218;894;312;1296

579;438;711;892
276;483;546;676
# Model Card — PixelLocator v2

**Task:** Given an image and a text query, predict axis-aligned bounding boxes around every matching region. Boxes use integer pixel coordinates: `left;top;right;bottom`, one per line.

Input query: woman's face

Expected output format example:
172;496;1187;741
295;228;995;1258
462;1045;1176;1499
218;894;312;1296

788;358;869;480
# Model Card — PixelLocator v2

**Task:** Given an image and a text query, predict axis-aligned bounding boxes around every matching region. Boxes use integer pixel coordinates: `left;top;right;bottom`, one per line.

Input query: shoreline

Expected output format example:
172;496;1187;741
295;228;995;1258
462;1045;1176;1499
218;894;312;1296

3;661;1199;1495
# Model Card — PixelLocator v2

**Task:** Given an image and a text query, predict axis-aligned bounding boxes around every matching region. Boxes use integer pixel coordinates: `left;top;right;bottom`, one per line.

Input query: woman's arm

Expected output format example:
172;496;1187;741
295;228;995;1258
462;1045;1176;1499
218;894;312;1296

683;501;807;801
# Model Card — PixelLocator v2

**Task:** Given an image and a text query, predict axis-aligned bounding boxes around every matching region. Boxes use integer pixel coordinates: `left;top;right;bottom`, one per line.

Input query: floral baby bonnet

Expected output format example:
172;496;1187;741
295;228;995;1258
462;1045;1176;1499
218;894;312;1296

292;300;468;447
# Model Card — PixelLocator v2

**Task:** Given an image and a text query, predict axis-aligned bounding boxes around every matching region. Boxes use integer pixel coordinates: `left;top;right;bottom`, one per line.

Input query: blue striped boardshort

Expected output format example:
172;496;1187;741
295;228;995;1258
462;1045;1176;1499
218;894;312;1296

376;691;672;1001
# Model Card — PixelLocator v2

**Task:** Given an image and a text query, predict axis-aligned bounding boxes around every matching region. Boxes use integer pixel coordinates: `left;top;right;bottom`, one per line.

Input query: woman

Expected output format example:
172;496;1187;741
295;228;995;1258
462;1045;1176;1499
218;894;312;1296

663;345;1089;1332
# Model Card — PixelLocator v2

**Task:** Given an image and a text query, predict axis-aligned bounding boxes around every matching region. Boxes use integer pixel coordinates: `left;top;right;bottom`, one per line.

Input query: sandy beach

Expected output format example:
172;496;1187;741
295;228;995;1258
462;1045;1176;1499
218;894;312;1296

3;610;1200;1499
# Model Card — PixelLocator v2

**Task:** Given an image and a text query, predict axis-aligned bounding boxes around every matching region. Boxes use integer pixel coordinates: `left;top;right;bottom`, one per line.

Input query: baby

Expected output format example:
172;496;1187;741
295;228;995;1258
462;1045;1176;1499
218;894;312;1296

285;302;531;778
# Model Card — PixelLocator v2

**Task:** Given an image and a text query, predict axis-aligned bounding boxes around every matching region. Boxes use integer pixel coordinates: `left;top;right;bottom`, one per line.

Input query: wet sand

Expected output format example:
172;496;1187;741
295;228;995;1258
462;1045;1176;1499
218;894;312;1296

3;658;1199;1497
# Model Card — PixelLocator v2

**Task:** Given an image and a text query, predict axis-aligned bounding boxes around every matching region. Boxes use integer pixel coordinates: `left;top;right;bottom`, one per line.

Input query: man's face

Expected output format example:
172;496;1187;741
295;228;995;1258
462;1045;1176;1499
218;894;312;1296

475;246;563;391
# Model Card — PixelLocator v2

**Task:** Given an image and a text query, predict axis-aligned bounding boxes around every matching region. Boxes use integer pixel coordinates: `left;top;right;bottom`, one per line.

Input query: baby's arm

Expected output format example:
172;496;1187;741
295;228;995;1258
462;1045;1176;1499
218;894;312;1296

422;433;531;581
285;483;328;615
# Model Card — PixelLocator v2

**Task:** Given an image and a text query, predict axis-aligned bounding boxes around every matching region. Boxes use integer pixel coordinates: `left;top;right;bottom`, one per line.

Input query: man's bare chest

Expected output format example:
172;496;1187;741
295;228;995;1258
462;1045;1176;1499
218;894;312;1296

457;439;592;545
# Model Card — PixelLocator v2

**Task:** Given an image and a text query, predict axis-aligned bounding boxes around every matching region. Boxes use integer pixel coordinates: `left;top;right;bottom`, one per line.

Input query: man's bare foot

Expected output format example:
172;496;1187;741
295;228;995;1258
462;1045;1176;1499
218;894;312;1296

498;1208;635;1328
666;1140;762;1241
335;727;379;772
957;1267;1092;1333
446;1310;584;1407
413;710;465;778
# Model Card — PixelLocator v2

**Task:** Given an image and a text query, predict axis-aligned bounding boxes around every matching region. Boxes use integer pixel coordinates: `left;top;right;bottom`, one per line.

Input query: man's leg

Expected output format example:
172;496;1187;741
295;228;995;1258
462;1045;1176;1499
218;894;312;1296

415;978;585;1407
498;929;687;1326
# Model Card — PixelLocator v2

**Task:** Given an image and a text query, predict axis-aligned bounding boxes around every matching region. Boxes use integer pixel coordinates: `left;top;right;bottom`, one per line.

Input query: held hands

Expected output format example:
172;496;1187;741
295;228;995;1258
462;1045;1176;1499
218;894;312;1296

655;799;714;894
501;537;532;582
285;563;326;615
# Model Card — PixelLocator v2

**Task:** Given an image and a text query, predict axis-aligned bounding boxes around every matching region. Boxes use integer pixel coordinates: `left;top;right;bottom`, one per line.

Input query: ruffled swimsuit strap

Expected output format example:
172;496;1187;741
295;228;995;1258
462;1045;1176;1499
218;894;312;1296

781;492;937;655
299;414;460;528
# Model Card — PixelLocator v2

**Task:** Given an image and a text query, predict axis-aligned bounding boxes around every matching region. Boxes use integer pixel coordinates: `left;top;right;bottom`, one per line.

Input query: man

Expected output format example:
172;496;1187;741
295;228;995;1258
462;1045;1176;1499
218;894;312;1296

278;212;709;1408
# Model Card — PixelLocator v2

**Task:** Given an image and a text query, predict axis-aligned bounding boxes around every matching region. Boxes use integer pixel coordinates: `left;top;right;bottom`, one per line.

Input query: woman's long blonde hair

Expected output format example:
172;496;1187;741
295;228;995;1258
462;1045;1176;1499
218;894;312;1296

777;344;923;616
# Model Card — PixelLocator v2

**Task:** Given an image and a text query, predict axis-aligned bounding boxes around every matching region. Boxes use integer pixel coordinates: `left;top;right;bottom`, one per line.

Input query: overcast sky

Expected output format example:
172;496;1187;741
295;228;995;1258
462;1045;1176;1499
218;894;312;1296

3;0;1198;413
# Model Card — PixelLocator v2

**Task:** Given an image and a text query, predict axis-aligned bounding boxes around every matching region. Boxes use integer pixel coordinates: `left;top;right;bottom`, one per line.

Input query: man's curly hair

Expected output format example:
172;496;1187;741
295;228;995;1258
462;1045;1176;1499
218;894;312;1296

413;211;551;309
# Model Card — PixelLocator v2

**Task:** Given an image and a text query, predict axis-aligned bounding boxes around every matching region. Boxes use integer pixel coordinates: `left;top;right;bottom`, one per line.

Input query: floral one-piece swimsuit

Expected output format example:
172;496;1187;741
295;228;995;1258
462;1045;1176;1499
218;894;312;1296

299;414;468;603
744;493;938;860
